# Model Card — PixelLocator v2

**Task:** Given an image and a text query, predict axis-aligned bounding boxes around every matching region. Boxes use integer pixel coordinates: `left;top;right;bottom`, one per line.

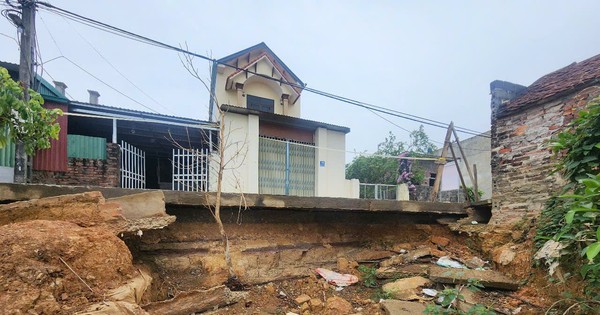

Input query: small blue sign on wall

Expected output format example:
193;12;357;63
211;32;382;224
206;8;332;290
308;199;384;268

319;160;326;167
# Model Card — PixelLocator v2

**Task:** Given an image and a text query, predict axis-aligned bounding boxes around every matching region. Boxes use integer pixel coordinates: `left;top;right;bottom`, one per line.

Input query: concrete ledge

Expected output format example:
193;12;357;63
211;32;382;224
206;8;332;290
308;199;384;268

0;183;467;215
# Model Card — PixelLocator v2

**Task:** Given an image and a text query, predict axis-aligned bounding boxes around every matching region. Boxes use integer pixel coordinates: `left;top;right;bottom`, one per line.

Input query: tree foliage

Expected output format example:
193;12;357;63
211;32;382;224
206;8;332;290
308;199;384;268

0;67;62;155
345;127;437;185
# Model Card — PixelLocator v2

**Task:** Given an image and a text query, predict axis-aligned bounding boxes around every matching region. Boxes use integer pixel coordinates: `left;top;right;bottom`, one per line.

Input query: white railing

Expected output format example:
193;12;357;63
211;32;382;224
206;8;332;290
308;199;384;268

120;141;146;189
172;148;209;192
359;183;397;200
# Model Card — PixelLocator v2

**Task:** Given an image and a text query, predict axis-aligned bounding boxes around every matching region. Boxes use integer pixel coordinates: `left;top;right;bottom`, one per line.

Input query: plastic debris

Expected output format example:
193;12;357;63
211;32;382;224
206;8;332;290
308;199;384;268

315;268;358;286
471;221;478;225
335;286;344;291
436;256;467;269
422;288;438;297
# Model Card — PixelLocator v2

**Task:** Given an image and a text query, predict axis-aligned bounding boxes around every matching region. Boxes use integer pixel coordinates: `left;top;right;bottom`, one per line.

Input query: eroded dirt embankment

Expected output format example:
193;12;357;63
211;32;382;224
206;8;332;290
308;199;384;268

125;207;471;299
0;192;553;314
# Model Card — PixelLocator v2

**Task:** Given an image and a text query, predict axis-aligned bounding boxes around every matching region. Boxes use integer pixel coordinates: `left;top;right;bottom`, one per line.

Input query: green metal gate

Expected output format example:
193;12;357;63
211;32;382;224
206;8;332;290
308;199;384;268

258;137;315;196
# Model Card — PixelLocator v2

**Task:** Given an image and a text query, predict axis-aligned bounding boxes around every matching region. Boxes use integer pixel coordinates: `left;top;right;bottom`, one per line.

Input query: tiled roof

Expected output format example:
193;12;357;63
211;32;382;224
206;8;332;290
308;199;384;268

500;53;600;116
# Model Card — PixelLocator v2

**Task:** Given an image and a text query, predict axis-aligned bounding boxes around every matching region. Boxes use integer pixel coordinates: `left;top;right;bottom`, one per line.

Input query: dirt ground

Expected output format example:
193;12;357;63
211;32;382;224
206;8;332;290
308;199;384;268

0;193;585;315
0;220;138;314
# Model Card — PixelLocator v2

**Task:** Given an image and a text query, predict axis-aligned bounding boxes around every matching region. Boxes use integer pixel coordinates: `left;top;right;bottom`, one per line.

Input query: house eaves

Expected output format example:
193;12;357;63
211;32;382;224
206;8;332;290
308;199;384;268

221;104;350;134
217;42;304;87
70;101;218;130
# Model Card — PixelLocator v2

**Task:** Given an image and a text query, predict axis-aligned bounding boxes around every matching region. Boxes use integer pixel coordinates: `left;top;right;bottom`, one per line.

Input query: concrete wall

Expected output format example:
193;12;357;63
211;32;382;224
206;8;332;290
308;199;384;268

315;128;356;198
491;85;600;224
217;112;259;194
31;143;120;187
0;167;13;183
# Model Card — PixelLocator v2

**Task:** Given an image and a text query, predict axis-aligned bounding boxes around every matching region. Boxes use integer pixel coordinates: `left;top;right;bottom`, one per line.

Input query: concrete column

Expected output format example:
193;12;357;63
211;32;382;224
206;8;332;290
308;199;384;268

246;114;259;193
397;184;409;201
236;83;244;107
315;127;328;197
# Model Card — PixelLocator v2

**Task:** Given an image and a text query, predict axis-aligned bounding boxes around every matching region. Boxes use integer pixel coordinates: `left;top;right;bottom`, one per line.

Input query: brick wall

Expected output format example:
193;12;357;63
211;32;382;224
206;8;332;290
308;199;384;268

32;143;120;187
490;85;600;224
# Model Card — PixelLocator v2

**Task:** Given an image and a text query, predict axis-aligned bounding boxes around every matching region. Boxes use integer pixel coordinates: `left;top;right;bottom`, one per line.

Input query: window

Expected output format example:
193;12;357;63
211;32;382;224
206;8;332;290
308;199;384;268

247;94;275;113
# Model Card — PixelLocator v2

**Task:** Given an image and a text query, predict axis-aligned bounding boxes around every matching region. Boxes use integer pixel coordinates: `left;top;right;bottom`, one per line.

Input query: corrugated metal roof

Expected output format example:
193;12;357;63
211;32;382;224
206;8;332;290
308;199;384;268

0;61;69;104
69;101;215;127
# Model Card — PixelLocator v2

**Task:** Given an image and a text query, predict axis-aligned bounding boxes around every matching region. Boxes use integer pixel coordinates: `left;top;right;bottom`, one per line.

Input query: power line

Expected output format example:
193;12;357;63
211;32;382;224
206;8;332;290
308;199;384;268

59;15;175;115
59;55;161;114
35;1;490;138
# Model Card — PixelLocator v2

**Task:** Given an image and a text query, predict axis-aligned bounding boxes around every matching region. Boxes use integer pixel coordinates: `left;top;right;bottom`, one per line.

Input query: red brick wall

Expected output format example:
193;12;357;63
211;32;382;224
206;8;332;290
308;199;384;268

490;85;600;224
32;143;120;187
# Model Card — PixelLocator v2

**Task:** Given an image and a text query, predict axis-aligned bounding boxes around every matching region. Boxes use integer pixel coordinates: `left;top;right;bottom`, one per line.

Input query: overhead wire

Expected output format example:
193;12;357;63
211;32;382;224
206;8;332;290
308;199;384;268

45;55;161;113
58;15;174;115
34;1;490;138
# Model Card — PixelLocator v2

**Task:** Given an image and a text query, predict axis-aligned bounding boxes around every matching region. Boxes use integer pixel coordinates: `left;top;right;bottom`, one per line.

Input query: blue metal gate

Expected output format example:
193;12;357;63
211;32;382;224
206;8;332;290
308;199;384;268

258;137;315;196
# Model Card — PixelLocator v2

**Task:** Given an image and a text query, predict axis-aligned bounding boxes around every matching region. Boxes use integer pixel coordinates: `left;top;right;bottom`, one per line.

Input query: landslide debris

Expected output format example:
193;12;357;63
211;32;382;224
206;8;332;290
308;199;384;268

0;220;138;314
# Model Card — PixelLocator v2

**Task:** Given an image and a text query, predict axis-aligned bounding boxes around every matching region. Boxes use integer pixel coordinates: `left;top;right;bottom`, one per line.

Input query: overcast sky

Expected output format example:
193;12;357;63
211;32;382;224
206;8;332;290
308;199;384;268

2;0;600;157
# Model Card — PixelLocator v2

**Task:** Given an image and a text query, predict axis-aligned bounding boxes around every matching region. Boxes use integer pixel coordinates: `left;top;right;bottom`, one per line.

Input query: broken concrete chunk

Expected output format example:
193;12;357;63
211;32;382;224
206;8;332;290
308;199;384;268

109;191;176;233
376;264;430;279
382;276;432;300
429;265;519;290
380;299;426;315
108;191;166;219
294;294;311;305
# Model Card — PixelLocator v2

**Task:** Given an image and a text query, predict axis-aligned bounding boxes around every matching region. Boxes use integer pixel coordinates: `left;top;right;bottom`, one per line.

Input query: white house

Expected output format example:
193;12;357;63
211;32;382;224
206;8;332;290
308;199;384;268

209;43;358;198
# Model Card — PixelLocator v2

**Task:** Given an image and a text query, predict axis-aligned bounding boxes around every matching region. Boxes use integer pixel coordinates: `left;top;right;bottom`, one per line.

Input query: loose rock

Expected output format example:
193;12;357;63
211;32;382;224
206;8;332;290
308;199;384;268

382;276;432;300
325;296;353;315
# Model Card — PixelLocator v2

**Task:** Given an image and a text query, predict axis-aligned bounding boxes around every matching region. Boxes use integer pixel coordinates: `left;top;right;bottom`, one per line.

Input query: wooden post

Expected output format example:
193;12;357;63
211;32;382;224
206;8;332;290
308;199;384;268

14;0;36;183
429;122;454;202
451;127;478;200
473;164;479;202
448;141;469;203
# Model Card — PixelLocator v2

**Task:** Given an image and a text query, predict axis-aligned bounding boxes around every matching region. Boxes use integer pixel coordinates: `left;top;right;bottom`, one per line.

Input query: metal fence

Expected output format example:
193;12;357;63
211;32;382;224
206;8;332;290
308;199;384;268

172;147;209;192
258;137;315;196
359;183;397;200
120;141;145;189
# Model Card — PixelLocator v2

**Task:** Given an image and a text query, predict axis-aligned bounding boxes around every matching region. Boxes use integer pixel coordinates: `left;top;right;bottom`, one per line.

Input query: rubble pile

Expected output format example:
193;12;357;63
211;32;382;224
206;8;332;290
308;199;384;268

0;191;178;314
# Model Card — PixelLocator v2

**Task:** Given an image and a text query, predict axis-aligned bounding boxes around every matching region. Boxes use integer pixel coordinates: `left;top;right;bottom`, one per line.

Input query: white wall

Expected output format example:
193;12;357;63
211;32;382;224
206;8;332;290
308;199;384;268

315;128;356;198
214;112;259;194
0;167;14;183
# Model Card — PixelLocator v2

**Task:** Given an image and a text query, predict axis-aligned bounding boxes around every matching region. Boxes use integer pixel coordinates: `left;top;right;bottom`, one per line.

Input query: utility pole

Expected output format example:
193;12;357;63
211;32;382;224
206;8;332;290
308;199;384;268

14;0;36;183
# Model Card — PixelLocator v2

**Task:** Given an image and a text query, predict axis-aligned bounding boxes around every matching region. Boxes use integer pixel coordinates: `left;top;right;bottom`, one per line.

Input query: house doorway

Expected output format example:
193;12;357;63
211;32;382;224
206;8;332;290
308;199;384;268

258;137;315;196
